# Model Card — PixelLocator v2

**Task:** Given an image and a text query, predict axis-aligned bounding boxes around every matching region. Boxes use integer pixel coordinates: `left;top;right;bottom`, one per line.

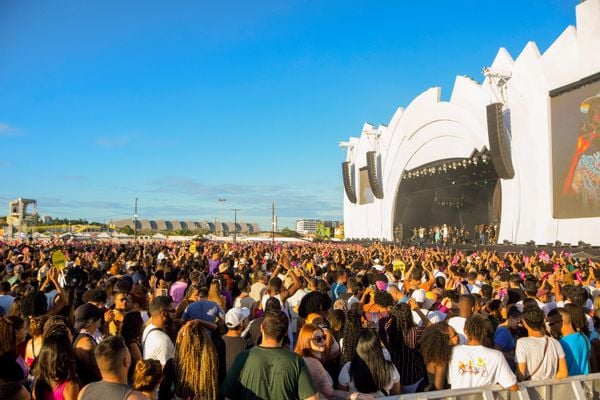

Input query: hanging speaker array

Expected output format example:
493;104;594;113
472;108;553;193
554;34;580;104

486;102;515;179
342;161;357;204
366;151;384;199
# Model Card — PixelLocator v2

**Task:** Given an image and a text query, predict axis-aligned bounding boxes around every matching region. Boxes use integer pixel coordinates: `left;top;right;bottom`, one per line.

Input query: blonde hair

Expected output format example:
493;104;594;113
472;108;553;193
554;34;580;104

174;321;218;399
133;359;162;393
207;281;224;309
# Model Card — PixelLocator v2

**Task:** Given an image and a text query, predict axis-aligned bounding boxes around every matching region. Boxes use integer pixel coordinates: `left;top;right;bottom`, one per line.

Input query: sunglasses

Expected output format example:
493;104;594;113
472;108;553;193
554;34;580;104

311;335;325;343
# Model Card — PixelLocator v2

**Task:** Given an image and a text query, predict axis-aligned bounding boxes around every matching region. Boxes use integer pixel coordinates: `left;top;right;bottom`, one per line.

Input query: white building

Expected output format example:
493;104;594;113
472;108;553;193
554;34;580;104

342;0;600;245
296;219;319;235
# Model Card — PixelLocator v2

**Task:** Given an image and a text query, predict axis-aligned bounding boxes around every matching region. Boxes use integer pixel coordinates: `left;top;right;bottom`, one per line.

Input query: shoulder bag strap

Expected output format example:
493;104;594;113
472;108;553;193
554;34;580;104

524;338;549;381
142;328;162;351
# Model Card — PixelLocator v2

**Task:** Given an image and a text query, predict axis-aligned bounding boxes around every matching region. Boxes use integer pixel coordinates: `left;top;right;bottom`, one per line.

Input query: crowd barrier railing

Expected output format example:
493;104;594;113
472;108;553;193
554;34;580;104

381;373;600;400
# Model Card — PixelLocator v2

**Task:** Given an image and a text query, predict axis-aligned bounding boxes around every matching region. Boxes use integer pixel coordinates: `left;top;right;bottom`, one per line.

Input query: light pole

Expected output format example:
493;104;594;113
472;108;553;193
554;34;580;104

134;197;138;240
232;208;240;244
271;202;275;246
218;198;226;236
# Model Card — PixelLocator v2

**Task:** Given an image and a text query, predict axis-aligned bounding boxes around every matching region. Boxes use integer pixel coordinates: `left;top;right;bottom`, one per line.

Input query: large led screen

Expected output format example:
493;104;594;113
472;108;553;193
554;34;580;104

551;79;600;218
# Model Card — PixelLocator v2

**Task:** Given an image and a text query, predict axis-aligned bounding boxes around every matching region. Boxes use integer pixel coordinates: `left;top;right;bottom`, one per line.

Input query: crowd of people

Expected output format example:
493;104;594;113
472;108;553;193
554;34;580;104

0;238;599;399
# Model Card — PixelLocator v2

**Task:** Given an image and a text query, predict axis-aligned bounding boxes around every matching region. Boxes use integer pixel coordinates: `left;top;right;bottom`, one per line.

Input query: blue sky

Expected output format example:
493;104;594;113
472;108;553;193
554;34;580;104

0;0;577;229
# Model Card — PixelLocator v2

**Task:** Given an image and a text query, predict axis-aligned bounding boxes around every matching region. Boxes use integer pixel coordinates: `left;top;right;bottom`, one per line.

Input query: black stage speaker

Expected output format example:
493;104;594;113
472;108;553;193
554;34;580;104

342;161;357;204
366;151;384;199
486;103;515;179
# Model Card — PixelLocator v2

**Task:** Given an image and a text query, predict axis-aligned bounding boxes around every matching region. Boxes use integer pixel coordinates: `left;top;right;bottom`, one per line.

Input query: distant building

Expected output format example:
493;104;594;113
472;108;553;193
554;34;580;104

7;198;38;228
41;216;53;224
112;219;260;234
296;219;319;235
296;219;342;236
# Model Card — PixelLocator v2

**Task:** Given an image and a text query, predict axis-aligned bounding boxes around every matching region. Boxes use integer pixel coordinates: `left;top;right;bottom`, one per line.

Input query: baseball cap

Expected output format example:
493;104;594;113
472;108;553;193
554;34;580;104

225;307;250;329
74;303;103;330
411;289;426;303
424;291;437;309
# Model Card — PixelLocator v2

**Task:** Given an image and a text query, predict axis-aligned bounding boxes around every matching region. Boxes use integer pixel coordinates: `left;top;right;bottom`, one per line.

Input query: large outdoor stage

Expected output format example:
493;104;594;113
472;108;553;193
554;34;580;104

341;0;600;246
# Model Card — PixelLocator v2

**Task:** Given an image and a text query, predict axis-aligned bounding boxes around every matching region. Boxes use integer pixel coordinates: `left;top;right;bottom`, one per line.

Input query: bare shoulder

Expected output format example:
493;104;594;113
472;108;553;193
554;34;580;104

127;390;150;400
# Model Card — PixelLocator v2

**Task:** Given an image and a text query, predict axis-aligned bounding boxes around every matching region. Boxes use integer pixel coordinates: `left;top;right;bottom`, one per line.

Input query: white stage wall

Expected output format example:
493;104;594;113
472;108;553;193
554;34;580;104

343;0;600;245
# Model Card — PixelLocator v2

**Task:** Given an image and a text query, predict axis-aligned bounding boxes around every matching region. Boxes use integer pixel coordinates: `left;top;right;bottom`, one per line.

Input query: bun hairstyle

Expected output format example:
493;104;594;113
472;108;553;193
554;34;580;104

29;315;49;337
133;359;162;392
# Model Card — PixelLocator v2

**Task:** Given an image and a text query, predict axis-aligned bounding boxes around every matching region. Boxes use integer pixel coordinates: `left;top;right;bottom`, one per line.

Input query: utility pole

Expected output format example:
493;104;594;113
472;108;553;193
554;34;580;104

134;198;138;241
232;208;240;244
271;202;275;246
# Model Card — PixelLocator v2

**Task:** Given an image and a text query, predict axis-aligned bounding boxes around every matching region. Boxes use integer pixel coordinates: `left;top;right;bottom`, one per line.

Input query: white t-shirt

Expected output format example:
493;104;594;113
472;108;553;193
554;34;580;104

448;345;517;389
338;361;400;396
448;316;467;345
462;283;481;295
286;288;307;335
412;309;444;327
261;293;294;347
142;323;175;367
515;336;565;380
249;282;267;303
515;299;557;315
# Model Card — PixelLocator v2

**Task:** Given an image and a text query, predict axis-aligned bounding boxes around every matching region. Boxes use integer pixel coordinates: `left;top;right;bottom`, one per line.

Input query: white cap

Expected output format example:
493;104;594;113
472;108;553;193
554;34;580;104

225;307;250;328
411;289;426;303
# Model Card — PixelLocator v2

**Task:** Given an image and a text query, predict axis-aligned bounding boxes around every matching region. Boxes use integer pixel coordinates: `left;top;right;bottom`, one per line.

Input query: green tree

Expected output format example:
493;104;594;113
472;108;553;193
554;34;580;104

119;225;134;235
280;227;301;238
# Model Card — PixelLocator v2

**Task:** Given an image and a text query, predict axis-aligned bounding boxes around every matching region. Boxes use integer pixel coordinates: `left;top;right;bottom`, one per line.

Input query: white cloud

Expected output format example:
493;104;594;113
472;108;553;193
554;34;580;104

0;122;21;136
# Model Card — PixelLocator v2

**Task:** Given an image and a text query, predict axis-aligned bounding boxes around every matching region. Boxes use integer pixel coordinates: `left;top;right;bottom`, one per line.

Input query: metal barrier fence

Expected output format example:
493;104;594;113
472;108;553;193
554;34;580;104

381;373;600;400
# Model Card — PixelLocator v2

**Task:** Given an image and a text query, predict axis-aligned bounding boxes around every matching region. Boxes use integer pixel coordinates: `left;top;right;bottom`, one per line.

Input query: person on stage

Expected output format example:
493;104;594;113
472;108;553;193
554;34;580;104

563;92;600;213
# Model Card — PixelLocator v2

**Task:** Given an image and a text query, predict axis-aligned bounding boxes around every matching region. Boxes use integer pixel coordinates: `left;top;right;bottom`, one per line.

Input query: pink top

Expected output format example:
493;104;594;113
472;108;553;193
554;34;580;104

169;281;188;306
51;381;68;400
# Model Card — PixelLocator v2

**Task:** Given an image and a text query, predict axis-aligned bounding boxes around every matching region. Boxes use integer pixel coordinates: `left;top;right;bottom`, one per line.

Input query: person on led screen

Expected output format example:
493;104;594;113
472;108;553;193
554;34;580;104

563;92;600;212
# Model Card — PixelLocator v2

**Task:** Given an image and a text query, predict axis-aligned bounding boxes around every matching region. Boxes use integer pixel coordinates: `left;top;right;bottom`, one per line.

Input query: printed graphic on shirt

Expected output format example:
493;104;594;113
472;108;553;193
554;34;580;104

458;358;488;377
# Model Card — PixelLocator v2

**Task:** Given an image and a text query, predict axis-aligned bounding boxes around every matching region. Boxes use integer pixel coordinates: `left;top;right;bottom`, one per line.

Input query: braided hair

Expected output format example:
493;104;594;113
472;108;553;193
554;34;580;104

340;310;361;365
389;303;415;346
174;321;219;399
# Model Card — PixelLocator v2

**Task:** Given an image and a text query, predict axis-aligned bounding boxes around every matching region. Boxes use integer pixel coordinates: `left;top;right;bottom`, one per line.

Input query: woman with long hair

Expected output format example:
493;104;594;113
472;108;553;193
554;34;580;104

295;323;355;400
338;328;401;396
162;320;219;399
565;303;591;337
7;315;28;363
32;324;79;400
419;322;458;391
0;316;28;382
120;311;145;381
385;303;427;393
174;284;200;323
208;280;226;310
339;311;361;366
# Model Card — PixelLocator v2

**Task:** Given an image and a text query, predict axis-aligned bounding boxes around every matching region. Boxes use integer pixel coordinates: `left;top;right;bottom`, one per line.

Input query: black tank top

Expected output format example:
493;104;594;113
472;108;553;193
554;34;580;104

80;381;133;400
73;332;101;385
